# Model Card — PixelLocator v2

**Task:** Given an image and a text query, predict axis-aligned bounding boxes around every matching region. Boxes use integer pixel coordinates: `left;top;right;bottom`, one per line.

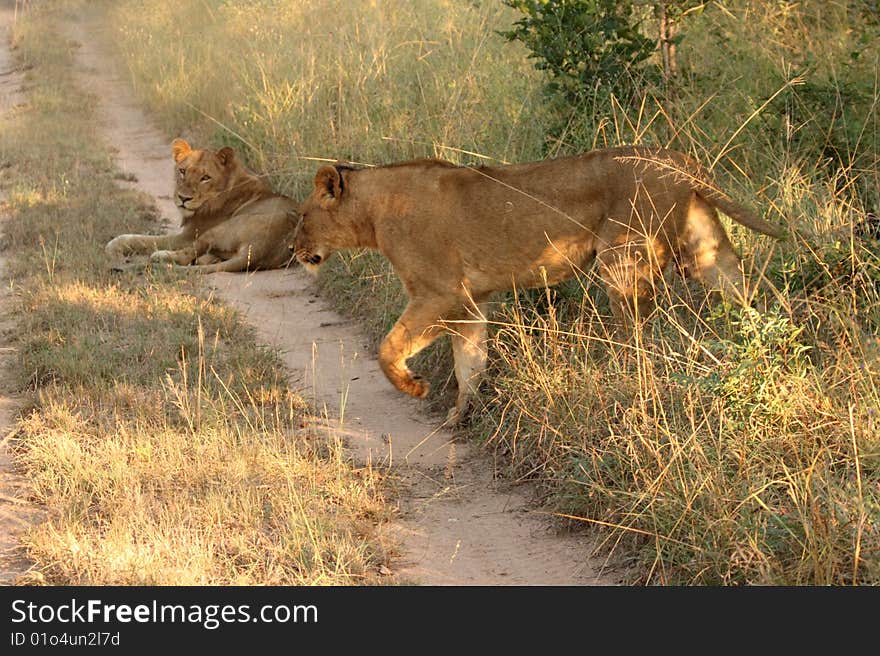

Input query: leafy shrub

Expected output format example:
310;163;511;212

500;0;657;107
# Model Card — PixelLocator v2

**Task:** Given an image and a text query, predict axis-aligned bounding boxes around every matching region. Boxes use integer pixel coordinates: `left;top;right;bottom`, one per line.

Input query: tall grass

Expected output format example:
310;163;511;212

111;0;546;193
106;0;880;584
2;2;390;585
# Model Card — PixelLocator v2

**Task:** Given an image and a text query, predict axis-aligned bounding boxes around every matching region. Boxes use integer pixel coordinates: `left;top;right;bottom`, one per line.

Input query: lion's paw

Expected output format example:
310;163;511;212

105;235;136;257
402;375;430;399
150;250;175;263
445;400;473;426
445;406;463;425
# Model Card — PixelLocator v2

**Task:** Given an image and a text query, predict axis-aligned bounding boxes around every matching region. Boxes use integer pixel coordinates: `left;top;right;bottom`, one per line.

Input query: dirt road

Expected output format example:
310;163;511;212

56;10;614;585
0;0;42;584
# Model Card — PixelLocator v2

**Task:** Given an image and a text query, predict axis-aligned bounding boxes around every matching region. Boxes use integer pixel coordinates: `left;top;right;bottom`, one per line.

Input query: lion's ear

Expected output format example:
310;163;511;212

172;138;191;163
216;147;235;167
314;165;343;210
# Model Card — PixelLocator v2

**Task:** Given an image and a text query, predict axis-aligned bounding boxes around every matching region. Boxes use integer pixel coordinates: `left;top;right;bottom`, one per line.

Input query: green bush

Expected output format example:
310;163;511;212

500;0;657;108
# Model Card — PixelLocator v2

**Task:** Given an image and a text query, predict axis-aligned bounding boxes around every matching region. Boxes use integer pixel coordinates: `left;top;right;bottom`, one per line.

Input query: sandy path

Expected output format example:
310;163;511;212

68;10;614;585
0;0;42;584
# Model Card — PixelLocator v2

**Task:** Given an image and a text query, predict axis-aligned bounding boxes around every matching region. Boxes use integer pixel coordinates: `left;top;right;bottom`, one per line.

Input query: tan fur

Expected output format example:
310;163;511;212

106;139;300;273
293;146;782;422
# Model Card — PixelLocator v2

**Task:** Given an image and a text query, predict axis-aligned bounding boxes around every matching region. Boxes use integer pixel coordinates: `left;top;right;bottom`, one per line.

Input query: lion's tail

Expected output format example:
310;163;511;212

627;149;784;239
693;182;783;239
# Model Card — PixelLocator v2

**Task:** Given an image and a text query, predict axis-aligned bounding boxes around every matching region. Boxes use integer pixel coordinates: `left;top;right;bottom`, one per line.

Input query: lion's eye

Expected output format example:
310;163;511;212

201;175;211;182
178;168;186;177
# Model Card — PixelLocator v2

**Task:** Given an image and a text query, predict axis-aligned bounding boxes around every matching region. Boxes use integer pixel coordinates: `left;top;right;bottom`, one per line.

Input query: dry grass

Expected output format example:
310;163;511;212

109;0;546;194
104;0;880;584
1;2;390;585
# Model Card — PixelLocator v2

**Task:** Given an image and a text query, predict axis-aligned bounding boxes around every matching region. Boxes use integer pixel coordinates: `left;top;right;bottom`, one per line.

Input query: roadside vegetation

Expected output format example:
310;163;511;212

99;0;880;583
1;3;389;585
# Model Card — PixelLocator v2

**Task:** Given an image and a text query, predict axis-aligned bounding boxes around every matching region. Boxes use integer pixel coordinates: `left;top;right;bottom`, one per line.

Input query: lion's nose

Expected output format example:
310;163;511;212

177;194;193;205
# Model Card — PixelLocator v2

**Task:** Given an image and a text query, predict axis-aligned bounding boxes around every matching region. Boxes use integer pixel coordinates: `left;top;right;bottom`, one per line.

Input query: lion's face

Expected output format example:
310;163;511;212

292;165;360;275
172;138;236;217
291;205;333;275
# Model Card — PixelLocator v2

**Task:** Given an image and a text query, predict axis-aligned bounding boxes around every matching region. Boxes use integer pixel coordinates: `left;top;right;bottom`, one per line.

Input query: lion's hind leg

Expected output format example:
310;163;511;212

194;253;223;266
150;238;239;271
182;244;264;273
150;246;199;266
597;237;669;333
679;193;749;306
184;252;253;273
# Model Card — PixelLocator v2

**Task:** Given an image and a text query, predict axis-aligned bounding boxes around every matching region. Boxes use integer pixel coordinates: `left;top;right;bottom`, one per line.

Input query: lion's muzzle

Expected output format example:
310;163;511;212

296;252;323;265
292;248;322;266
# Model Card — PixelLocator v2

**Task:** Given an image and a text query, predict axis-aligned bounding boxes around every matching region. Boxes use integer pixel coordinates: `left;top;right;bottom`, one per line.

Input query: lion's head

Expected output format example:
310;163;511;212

293;165;365;274
172;138;242;218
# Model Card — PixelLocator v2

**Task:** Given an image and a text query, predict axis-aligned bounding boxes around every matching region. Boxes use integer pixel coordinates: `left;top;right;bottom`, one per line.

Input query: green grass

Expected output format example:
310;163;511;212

103;0;880;584
1;2;390;585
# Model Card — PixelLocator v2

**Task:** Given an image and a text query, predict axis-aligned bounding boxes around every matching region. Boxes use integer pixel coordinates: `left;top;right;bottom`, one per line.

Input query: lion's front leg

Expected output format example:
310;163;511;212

447;307;489;425
105;232;189;258
378;298;453;400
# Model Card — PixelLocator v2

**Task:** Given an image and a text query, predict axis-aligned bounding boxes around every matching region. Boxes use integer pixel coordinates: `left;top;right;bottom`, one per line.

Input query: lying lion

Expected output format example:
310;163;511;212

106;139;299;273
292;146;783;423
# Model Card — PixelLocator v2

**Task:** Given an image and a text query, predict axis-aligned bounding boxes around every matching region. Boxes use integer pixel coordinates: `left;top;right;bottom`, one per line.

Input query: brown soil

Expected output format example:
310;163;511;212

38;9;617;586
